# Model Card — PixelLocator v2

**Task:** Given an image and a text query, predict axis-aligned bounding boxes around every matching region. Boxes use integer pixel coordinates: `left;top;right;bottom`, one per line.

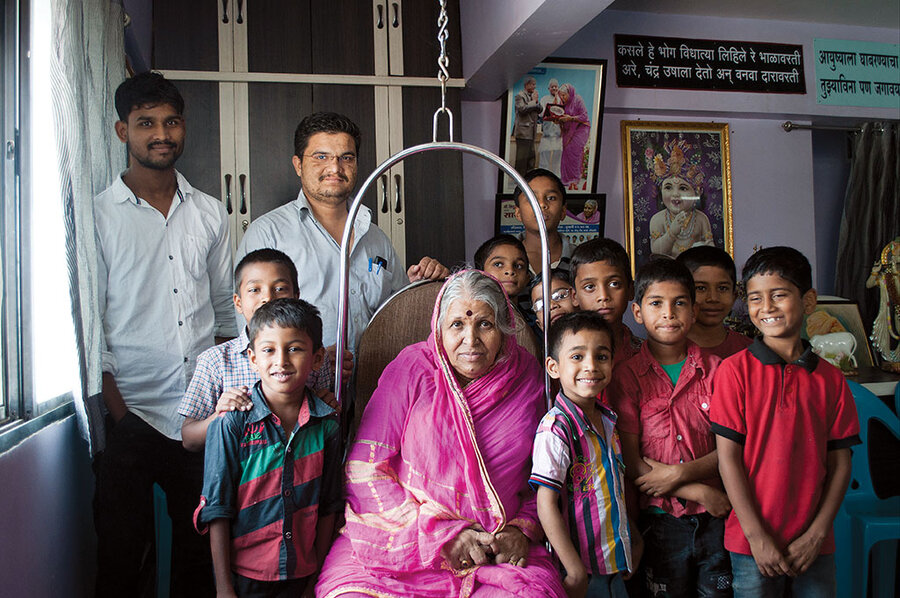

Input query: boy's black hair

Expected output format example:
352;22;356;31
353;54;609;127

633;257;696;305
294;112;361;157
512;168;567;207
234;248;299;294
115;71;185;121
548;311;615;360
527;267;572;294
676;245;737;285
473;234;528;271
570;237;633;285
248;298;323;352
741;246;813;294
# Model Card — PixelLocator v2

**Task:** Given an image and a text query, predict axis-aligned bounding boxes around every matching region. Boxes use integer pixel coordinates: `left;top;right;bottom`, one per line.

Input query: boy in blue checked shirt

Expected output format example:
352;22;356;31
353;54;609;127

196;298;342;597
179;248;344;451
531;312;642;598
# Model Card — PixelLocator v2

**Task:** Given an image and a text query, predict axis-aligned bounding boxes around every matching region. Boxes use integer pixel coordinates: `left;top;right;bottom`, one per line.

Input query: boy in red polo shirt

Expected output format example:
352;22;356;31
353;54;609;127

610;258;733;597
711;247;860;597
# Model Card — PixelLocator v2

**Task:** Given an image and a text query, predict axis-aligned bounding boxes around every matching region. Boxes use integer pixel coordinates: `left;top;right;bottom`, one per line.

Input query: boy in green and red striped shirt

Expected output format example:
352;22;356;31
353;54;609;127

196;298;342;597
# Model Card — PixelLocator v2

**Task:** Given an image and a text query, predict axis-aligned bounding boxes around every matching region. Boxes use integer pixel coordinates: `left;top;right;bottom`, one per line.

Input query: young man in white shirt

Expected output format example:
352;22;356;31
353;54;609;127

93;71;234;597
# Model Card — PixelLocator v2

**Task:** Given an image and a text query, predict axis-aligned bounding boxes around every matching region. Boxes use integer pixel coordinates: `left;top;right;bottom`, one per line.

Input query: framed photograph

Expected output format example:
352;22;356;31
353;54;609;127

495;193;606;248
802;299;876;367
499;58;607;195
621;121;734;273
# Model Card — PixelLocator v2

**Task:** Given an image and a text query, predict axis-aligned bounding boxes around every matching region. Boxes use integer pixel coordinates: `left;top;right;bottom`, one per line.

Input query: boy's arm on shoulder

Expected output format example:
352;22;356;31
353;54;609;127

786;448;852;575
536;486;588;593
209;519;237;597
716;435;793;577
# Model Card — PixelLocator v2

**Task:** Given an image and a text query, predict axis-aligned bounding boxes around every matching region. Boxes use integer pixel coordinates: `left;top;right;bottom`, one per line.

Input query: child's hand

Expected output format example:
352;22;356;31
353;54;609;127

324;345;354;382
315;388;342;413
785;528;826;576
700;487;732;518
215;386;252;416
635;457;682;497
748;534;793;578
562;569;588;598
624;526;643;580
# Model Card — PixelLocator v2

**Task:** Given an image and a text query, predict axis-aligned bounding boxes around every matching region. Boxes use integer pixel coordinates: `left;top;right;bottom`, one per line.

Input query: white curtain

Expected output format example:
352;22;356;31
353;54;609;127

51;0;125;454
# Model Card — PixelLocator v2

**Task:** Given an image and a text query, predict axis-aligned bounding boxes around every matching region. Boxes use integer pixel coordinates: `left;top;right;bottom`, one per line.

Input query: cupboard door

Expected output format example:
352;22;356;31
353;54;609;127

175;81;224;202
397;0;462;78
246;83;378;222
399;86;464;269
152;0;222;71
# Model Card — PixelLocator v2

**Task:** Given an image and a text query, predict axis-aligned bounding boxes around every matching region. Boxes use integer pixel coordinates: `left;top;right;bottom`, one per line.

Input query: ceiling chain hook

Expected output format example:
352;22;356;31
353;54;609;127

432;0;453;142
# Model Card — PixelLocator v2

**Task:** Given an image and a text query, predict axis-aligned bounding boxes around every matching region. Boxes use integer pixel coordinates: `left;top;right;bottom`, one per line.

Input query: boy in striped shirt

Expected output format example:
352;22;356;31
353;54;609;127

531;312;642;598
196;298;342;597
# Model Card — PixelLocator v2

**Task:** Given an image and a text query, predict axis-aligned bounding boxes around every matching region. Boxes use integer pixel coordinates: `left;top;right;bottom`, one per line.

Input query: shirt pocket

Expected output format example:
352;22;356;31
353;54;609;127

640;396;671;439
179;234;212;282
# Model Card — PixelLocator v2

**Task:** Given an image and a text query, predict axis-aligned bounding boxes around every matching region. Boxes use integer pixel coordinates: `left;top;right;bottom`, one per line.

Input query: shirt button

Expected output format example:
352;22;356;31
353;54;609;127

286;446;292;453
284;531;292;540
168;255;174;260
283;489;293;498
701;402;709;410
676;434;683;441
173;288;178;294
178;320;183;326
350;289;356;295
183;357;188;363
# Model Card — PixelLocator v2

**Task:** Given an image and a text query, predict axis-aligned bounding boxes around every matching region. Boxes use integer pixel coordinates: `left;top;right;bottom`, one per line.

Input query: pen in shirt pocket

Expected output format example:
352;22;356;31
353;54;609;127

370;256;387;275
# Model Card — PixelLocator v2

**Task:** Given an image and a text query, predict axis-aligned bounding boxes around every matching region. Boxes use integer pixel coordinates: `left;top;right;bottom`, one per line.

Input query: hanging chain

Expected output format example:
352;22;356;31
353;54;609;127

433;0;453;141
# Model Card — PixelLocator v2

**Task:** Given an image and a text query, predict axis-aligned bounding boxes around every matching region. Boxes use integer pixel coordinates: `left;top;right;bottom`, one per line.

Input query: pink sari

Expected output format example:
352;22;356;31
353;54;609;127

317;273;564;598
559;83;590;186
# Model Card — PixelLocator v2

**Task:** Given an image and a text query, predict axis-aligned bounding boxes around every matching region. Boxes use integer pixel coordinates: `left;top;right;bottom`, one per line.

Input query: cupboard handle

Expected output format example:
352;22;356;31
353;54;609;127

239;174;247;214
380;175;388;213
224;174;233;214
393;174;402;213
221;0;228;23
391;3;399;27
376;4;384;29
236;0;244;24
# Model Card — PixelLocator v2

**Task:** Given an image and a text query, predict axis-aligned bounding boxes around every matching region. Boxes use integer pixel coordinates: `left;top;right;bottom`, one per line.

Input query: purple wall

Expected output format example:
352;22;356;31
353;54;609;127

461;9;899;291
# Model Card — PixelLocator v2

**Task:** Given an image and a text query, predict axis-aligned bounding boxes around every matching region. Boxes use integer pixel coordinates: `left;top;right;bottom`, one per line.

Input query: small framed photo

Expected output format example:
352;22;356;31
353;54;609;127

499;58;607;195
802;299;876;367
621;120;734;273
495;193;606;247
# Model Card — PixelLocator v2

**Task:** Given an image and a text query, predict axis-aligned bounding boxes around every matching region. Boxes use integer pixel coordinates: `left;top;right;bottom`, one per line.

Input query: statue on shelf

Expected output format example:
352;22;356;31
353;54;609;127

866;237;900;372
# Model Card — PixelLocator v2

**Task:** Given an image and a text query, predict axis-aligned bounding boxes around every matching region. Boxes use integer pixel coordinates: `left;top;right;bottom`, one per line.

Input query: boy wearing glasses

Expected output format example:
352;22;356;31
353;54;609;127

529;269;579;331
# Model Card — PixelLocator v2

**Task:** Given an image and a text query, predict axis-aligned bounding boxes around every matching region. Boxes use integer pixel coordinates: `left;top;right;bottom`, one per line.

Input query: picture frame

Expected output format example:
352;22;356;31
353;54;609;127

621;120;734;273
802;299;876;368
495;193;606;248
499;58;607;195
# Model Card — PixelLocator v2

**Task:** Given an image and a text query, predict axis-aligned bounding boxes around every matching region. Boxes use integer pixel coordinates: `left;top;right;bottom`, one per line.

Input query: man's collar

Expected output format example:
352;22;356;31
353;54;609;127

293;189;371;232
747;337;819;372
112;169;191;204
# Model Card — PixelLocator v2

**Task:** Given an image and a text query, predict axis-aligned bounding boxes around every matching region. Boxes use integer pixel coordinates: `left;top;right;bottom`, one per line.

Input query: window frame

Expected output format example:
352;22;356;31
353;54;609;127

0;0;76;447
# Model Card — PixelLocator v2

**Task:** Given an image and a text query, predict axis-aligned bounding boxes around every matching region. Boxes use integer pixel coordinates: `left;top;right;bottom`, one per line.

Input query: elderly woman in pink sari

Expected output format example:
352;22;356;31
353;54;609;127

557;83;591;190
317;270;565;598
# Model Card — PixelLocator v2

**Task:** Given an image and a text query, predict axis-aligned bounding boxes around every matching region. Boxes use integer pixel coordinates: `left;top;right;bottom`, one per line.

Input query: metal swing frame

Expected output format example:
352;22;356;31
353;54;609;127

333;0;554;410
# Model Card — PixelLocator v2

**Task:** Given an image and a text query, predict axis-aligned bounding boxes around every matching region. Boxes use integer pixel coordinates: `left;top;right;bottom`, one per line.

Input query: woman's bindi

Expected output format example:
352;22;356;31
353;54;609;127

466;310;473;316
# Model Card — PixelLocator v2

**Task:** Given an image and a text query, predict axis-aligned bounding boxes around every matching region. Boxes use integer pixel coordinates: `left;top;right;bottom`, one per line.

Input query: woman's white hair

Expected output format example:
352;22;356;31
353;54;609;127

437;270;516;338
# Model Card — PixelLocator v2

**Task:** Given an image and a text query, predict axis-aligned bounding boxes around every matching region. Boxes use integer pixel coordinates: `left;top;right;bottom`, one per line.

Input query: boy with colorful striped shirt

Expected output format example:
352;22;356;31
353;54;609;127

531;312;642;598
196;298;342;597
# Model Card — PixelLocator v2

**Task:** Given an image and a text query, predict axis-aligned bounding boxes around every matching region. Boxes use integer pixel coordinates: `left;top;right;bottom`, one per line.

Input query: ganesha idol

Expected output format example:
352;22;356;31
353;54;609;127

810;332;858;374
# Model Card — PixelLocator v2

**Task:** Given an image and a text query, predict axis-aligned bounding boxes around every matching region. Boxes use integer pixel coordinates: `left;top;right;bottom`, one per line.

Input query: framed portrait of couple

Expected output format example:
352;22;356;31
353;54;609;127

621;120;734;272
499;58;607;195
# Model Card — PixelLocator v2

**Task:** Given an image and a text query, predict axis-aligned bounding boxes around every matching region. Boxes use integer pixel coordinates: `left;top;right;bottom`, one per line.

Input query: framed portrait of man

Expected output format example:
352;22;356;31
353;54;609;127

499;58;607;195
621;120;734;273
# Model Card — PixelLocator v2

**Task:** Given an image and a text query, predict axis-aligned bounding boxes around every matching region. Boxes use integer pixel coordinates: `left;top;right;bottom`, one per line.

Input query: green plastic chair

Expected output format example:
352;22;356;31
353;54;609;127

834;382;900;598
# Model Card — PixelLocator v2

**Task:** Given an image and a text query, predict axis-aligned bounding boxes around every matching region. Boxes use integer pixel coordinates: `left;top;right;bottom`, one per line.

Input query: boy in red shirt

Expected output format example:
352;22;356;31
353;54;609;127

711;246;860;597
676;246;752;359
610;258;732;597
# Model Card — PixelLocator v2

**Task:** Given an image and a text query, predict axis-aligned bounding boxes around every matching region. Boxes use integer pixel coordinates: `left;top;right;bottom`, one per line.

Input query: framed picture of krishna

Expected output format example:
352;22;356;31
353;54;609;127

620;121;734;273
